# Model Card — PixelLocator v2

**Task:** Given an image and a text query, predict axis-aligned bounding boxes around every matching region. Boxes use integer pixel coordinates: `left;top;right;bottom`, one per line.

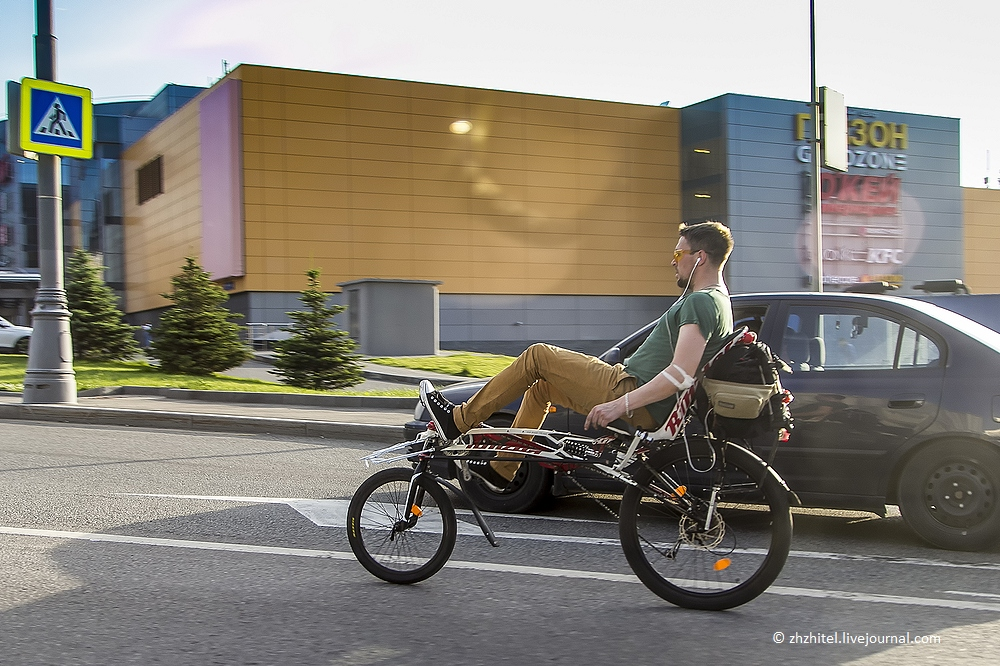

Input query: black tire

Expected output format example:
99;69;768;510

897;440;1000;551
347;467;457;584
457;415;553;513
619;439;793;611
14;337;29;354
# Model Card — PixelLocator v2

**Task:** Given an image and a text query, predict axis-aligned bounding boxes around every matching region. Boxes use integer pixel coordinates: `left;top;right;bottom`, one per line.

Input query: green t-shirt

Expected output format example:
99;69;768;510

623;287;733;425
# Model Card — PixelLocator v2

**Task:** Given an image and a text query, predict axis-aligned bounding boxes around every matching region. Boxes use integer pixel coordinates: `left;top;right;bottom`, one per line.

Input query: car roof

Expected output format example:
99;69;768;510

733;291;1000;352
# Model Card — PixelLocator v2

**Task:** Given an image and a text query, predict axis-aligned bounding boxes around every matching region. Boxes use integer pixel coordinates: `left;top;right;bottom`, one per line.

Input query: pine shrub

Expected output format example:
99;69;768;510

149;257;250;375
65;249;140;361
272;269;363;390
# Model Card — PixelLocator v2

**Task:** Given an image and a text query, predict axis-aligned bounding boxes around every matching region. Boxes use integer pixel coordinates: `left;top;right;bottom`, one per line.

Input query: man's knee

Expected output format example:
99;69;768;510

522;343;561;373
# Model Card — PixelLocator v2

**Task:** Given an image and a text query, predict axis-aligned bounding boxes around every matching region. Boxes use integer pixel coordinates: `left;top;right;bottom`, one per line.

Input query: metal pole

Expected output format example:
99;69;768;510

23;0;76;404
810;0;824;292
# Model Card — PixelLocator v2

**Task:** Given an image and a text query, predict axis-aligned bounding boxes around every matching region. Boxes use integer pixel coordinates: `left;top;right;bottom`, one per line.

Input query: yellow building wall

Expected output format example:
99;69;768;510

122;99;204;312
963;187;1000;294
124;65;683;310
238;65;682;297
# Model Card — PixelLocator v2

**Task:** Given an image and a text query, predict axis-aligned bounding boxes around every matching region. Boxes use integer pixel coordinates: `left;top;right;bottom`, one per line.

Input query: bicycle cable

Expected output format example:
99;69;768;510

682;425;717;473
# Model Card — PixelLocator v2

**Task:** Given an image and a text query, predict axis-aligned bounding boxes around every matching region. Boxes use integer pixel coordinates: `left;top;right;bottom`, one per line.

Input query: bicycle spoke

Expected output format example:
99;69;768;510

619;441;792;610
347;467;457;584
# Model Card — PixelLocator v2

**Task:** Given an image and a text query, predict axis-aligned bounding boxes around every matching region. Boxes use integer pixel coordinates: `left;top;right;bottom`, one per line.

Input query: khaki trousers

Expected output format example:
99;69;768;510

454;344;659;480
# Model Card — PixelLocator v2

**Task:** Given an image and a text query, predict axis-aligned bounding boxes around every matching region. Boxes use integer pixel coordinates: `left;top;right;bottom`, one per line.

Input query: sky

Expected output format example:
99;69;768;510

2;0;998;188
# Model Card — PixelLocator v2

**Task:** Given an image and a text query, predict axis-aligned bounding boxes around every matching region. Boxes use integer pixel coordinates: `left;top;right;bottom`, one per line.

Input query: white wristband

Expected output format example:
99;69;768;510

624;392;634;418
660;363;694;390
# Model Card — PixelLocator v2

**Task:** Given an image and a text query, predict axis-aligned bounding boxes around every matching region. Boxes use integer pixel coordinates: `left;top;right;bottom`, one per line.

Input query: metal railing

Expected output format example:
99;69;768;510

243;323;291;351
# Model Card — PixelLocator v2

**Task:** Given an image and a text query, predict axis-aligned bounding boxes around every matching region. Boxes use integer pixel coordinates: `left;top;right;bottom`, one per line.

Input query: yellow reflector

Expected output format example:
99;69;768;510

714;558;731;571
411;505;423;517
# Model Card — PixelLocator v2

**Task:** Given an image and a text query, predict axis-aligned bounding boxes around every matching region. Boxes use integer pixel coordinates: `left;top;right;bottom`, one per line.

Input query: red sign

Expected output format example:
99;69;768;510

821;173;901;216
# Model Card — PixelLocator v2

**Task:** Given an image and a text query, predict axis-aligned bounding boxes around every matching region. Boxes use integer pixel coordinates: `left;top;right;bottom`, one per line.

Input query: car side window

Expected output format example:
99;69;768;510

898;326;941;367
781;306;936;372
732;303;768;335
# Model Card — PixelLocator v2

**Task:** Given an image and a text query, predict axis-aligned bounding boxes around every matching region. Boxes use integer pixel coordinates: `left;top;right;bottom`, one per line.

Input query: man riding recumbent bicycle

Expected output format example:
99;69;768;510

346;222;797;610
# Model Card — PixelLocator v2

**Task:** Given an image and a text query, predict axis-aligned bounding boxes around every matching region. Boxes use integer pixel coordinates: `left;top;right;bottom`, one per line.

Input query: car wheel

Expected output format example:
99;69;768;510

897;440;1000;551
457;415;553;513
14;337;29;354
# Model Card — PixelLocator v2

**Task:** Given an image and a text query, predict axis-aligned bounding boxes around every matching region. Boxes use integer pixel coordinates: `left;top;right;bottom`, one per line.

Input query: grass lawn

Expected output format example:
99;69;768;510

0;355;416;397
367;352;515;378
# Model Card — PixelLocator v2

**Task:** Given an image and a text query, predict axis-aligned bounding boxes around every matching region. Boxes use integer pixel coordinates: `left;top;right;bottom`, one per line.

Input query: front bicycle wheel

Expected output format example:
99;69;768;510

619;439;792;610
347;466;457;584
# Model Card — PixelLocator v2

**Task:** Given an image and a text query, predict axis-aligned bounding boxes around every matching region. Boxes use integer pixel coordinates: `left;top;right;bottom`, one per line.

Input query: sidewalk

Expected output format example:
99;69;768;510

253;352;468;388
1;362;469;445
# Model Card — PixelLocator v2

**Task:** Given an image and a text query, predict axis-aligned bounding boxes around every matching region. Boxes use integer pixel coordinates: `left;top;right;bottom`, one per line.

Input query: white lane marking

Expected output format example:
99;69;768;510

124;493;1000;571
122;493;298;504
122;493;615;524
3;525;1000;613
942;590;1000;600
294;498;619;542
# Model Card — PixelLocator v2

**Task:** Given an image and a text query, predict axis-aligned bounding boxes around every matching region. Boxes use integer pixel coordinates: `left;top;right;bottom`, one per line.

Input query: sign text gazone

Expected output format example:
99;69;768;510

795;113;907;171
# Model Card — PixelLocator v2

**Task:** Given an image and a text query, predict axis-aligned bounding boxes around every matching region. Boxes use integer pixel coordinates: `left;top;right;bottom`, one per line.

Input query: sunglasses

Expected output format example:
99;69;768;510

673;248;699;263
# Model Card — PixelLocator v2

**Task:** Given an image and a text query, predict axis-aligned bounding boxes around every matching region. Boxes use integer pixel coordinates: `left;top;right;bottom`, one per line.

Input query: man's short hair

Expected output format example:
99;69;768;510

679;220;733;267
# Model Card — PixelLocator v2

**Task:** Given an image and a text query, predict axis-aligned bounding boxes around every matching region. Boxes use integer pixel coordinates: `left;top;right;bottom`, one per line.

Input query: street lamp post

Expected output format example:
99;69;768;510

22;0;76;404
810;0;824;293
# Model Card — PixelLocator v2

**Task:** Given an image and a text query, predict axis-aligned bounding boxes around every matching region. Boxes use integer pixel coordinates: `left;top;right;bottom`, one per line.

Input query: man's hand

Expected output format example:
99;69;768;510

585;397;626;431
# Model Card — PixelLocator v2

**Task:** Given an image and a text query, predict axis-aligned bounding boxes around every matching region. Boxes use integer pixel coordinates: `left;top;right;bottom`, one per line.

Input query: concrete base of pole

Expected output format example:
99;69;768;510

22;288;77;404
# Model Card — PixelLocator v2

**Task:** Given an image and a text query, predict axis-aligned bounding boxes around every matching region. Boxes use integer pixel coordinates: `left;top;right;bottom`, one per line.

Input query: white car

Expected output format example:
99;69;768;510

0;316;31;354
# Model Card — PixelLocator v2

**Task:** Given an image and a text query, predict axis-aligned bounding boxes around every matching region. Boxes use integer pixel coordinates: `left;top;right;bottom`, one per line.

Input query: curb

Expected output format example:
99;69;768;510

251;353;466;387
0;403;404;444
76;386;417;409
360;369;465;387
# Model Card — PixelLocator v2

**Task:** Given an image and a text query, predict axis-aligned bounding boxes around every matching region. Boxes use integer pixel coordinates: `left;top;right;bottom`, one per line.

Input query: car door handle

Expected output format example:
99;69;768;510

888;394;925;409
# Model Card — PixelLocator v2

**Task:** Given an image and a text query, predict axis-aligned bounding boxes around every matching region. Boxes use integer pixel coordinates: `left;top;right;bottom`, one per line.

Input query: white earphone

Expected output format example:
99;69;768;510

680;254;702;298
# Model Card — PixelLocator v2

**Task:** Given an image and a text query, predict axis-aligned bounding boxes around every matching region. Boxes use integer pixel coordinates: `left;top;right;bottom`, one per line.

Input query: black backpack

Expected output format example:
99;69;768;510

696;328;794;441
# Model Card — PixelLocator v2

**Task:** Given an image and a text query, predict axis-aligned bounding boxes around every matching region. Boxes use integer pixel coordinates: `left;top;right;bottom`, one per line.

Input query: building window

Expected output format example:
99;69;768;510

137;156;163;205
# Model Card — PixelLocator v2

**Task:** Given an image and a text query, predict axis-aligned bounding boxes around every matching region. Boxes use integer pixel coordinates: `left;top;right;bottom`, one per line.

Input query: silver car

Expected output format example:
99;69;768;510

0;316;31;354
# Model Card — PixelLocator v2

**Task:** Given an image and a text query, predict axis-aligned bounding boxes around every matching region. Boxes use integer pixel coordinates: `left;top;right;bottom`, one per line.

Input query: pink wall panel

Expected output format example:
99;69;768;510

200;79;244;279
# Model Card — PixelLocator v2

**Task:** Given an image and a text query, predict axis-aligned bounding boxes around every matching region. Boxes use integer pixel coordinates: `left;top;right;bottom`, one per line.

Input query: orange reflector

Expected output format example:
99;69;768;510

714;558;731;571
548;406;557;413
411;505;423;517
675;485;686;497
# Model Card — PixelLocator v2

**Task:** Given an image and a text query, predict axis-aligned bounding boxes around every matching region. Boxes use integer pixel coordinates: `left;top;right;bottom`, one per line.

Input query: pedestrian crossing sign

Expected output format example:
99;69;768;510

19;78;93;159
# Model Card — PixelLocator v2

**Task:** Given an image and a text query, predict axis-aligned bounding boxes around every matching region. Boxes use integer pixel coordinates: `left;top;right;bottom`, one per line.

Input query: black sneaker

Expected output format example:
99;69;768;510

419;380;462;440
467;459;514;491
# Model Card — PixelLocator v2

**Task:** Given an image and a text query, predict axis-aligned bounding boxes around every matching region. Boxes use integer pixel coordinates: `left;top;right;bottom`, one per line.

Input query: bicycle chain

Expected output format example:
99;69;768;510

565;469;621;522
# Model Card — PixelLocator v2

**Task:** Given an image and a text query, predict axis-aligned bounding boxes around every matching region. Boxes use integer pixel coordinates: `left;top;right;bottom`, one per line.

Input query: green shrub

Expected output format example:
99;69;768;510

148;257;250;375
65;249;140;360
272;269;363;390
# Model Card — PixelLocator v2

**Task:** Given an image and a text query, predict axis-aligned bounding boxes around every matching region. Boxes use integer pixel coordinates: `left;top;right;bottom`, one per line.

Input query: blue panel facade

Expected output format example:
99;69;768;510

683;94;962;293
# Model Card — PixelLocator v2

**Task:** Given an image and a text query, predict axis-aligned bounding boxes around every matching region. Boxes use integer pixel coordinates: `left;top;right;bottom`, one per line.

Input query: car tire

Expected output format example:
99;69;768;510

457;415;553;513
14;337;29;354
897;440;1000;551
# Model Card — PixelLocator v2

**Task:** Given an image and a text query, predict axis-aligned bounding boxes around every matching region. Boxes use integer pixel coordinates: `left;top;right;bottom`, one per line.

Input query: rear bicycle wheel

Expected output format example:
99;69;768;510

619;439;792;610
347;466;457;584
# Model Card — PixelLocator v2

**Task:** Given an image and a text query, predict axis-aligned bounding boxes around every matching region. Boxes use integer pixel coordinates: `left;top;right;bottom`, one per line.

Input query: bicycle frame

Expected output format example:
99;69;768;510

362;423;718;546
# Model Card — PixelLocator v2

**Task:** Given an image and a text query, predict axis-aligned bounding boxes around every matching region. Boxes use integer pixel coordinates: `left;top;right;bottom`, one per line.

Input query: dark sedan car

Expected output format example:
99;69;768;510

407;292;1000;551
